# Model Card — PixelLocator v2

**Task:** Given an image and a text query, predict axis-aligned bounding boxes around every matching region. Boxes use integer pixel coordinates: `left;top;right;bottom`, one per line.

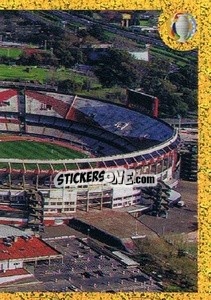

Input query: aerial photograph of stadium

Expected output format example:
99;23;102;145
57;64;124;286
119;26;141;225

0;10;197;293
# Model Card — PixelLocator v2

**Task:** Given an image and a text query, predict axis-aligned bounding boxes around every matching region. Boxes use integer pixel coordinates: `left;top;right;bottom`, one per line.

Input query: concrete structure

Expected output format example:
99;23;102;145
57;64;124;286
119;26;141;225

121;13;132;28
129;50;149;62
112;251;139;267
0;236;62;270
0;268;33;285
0;231;62;285
0;87;181;226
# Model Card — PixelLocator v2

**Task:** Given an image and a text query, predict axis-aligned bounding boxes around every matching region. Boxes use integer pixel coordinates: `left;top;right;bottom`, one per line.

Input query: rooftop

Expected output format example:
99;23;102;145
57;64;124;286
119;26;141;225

41;224;86;240
0;268;29;278
112;251;139;267
73;96;173;141
0;205;22;212
0;236;60;261
0;225;32;239
75;209;157;239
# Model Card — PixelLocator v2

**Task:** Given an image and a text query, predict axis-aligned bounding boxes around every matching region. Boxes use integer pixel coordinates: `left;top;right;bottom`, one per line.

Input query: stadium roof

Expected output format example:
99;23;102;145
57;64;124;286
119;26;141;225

72;96;173;142
0;236;60;261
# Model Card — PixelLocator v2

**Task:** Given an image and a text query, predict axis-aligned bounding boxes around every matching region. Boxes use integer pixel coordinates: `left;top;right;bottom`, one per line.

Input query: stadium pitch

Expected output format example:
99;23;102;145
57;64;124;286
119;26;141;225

0;140;87;160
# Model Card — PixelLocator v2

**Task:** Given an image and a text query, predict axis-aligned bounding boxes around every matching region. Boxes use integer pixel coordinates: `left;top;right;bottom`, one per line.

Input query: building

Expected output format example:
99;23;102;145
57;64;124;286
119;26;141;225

0;226;62;285
0;87;180;226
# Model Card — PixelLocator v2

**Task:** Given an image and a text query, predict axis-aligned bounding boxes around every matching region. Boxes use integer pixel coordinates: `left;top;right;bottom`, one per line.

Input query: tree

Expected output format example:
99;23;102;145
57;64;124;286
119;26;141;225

88;24;109;42
49;31;89;67
131;11;141;25
140;66;191;117
77;28;88;38
181;88;197;111
94;48;140;88
58;79;74;92
58;79;84;93
18;51;58;67
179;64;197;90
136;55;197;116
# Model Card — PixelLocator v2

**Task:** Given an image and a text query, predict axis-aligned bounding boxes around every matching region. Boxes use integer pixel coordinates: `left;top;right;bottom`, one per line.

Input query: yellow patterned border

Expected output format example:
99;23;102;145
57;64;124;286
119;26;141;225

0;0;210;299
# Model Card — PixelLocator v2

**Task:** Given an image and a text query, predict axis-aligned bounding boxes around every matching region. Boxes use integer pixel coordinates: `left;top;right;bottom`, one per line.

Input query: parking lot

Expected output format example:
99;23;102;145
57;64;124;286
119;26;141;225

31;237;161;292
0;236;160;292
0;180;196;292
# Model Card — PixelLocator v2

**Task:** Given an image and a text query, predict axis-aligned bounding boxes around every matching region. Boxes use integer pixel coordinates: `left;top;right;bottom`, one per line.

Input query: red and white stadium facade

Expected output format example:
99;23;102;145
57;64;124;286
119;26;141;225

0;87;180;226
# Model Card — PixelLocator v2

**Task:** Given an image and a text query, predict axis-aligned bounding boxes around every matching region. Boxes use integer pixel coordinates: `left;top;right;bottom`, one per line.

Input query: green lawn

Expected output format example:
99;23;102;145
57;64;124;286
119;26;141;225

0;64;48;82
80;86;126;104
139;20;150;26
0;141;87;160
0;63;117;98
0;48;22;58
0;64;90;84
150;47;197;65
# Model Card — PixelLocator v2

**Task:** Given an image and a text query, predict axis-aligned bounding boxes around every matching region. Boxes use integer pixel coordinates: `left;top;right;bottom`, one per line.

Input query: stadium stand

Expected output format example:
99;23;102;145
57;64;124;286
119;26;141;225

41;92;75;104
0;89;19;112
25;90;70;118
6;123;20;132
26;125;45;135
0;117;20;132
0;88;181;223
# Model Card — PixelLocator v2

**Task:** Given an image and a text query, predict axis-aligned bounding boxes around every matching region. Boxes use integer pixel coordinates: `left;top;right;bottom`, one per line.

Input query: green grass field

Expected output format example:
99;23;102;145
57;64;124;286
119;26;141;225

0;48;22;58
139;20;150;26
0;64;88;84
0;141;87;160
0;64;48;82
150;47;197;65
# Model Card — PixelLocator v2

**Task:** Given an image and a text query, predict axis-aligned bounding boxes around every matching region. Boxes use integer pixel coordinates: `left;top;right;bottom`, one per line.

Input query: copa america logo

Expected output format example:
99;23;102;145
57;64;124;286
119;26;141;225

171;13;197;43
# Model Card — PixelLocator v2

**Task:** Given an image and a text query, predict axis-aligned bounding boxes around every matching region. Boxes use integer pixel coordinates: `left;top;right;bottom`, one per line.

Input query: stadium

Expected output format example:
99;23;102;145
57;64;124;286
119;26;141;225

0;87;180;228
